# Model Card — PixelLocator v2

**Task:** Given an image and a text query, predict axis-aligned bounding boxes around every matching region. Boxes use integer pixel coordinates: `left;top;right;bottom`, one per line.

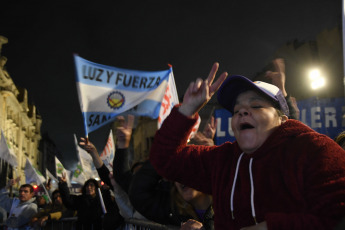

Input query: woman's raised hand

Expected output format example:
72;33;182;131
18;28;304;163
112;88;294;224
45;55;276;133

179;62;228;117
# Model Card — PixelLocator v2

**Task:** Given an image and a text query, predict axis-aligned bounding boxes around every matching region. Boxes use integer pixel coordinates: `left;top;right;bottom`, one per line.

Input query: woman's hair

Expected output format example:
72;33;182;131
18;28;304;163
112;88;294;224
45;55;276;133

170;184;198;220
81;178;100;195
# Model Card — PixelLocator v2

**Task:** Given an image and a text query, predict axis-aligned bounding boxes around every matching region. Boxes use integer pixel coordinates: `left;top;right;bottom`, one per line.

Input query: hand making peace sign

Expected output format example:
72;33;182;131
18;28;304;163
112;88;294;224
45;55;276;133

178;62;228;117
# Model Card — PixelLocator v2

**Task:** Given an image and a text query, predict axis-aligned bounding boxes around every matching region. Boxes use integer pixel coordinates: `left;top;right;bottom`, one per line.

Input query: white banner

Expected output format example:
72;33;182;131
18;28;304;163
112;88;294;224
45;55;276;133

25;157;46;184
55;156;71;187
0;130;18;167
72;135;98;185
157;66;179;128
100;129;115;172
46;168;59;192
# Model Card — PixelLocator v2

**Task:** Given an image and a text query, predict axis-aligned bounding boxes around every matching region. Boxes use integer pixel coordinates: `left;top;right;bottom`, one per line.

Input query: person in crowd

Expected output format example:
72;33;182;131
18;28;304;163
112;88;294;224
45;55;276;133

265;58;299;119
334;131;345;150
0;206;7;224
189;116;216;146
35;194;49;211
30;189;75;228
0;177;38;229
79;115;146;220
129;160;214;229
111;115;145;193
149;62;345;230
58;173;122;230
128;118;216;229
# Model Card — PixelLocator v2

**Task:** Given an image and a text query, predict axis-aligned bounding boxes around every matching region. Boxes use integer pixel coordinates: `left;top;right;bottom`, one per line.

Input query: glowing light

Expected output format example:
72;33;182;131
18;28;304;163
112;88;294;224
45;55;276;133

308;68;326;90
309;69;320;80
311;78;325;90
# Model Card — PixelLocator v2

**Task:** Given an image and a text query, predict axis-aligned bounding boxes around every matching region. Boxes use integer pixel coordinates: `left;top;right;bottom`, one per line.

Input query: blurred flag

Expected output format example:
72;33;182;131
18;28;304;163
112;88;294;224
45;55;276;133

55;156;71;187
55;156;66;178
188;116;201;141
71;162;86;185
158;66;179;128
100;129;115;172
25;157;46;184
74;55;174;135
46;168;59;191
71;135;98;185
46;168;58;182
0;130;18;167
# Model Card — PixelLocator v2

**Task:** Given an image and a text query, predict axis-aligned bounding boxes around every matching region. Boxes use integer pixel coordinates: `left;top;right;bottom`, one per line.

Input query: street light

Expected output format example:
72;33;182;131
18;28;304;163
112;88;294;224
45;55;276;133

308;69;326;90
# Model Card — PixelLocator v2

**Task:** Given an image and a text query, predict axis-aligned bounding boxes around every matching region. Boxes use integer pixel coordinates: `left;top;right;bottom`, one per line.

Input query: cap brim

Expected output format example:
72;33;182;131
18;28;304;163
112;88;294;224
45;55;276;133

217;75;277;114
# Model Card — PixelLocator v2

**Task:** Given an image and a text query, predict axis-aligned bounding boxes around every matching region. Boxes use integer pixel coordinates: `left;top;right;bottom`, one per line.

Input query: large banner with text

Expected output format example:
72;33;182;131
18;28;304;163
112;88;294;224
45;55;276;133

74;55;178;135
214;97;345;145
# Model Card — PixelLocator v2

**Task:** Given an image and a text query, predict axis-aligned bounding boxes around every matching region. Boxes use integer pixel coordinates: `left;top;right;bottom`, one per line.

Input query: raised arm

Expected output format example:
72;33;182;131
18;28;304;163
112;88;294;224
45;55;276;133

265;58;287;97
58;173;77;210
79;137;103;168
79;137;113;189
150;63;228;193
113;115;134;192
265;58;299;119
0;177;20;211
178;62;228;118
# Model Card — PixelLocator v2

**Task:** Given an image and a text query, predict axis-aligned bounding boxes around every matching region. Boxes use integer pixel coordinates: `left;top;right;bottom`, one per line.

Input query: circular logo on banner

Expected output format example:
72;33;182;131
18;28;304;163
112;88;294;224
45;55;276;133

107;91;125;109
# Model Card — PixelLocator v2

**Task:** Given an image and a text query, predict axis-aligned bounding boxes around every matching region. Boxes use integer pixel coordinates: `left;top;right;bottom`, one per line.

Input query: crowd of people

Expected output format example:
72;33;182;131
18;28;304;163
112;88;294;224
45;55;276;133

0;58;345;230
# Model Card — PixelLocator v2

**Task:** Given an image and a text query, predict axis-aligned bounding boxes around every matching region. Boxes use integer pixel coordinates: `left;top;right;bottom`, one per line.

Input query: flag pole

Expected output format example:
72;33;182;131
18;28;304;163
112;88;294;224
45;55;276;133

98;188;107;214
83;116;89;143
39;180;52;204
35;169;52;203
27;158;52;203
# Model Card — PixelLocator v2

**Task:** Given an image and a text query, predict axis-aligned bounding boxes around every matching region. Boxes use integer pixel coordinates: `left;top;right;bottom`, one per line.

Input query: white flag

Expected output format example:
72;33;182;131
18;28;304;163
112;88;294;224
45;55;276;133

55;156;72;187
188;116;202;141
71;162;86;185
46;168;58;182
46;168;59;191
64;169;72;188
25;157;46;184
55;156;66;178
100;129;115;172
157;69;179;128
0;130;18;167
72;135;98;184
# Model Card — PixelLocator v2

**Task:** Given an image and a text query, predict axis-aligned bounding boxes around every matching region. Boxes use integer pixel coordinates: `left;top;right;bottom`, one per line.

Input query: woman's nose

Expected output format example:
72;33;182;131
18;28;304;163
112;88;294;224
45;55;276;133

238;108;249;116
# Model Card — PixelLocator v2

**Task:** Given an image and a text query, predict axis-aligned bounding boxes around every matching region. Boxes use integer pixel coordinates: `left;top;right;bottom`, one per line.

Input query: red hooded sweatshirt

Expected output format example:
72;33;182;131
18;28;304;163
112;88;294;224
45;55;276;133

150;107;345;230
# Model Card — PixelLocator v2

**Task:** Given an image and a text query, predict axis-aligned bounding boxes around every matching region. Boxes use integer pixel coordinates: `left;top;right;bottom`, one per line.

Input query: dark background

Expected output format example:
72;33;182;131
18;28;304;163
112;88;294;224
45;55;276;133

0;0;342;168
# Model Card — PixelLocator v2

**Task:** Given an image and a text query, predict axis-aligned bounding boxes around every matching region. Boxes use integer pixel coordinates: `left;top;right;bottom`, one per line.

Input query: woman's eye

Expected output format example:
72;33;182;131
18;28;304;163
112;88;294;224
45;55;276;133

251;105;262;109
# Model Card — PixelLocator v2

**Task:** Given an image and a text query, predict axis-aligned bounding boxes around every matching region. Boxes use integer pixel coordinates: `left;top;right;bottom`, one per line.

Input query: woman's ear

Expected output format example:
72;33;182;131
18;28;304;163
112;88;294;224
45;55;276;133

281;115;288;123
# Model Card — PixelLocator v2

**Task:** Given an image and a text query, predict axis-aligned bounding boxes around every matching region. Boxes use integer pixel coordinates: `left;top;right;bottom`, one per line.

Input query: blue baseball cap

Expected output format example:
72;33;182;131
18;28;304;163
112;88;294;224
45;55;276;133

217;75;289;116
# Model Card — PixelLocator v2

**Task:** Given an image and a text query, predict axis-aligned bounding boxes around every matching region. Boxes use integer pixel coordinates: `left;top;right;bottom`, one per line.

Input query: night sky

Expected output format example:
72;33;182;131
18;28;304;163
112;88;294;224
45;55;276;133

0;0;341;168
